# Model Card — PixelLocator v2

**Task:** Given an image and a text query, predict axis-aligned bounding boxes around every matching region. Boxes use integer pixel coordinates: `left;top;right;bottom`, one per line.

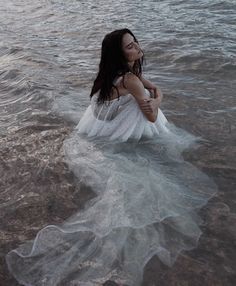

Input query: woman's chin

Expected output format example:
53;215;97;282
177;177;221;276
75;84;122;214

138;51;143;58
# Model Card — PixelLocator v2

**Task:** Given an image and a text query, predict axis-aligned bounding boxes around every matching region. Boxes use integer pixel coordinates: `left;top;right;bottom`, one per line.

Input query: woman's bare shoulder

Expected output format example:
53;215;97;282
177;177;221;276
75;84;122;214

123;72;143;89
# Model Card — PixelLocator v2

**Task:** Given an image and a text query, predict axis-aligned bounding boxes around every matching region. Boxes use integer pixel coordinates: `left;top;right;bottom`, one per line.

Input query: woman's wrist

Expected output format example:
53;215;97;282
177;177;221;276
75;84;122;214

154;87;163;100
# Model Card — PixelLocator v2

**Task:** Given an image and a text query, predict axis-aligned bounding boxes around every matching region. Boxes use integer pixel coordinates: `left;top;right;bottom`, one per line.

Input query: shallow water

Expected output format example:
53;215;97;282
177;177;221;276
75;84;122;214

0;0;236;285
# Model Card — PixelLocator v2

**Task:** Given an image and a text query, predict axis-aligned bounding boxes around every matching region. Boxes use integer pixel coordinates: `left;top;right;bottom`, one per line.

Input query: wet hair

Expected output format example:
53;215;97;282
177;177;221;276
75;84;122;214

90;28;144;103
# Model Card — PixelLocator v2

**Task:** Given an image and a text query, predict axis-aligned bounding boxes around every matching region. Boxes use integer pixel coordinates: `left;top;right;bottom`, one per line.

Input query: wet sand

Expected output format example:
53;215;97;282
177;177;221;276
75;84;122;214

1;94;235;286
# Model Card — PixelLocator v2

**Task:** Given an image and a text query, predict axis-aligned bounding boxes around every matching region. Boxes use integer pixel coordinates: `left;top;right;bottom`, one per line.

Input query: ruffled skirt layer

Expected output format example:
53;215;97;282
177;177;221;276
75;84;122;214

6;100;217;285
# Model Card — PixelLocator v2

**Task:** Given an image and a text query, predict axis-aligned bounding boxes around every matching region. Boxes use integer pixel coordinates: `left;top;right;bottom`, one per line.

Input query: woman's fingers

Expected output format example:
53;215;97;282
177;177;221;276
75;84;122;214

154;88;163;100
140;99;154;113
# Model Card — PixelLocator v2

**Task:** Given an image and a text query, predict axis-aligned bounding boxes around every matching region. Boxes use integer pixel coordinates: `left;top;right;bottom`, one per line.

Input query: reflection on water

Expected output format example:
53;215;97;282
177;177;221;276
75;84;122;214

0;0;235;285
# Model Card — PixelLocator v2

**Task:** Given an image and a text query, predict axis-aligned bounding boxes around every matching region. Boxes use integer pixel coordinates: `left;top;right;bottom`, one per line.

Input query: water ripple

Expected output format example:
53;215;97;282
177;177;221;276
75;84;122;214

0;1;236;285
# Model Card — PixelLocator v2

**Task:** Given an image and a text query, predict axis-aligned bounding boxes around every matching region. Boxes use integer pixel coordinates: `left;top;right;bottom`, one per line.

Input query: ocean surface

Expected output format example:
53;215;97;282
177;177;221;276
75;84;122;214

0;0;236;285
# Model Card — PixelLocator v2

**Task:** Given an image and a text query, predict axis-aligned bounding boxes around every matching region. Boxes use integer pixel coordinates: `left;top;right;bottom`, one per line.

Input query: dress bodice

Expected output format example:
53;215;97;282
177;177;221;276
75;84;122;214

91;93;134;121
76;90;169;142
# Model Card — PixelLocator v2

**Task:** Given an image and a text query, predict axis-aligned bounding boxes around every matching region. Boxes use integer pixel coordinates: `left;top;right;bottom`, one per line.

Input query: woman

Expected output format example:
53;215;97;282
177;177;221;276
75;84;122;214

6;29;216;286
77;28;168;141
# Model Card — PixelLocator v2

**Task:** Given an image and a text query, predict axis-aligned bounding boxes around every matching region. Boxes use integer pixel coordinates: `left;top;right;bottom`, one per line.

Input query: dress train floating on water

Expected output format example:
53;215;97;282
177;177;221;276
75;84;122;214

6;92;217;285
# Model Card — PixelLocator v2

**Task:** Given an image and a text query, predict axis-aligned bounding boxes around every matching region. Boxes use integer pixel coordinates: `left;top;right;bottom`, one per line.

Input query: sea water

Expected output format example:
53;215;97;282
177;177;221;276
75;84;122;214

1;1;236;285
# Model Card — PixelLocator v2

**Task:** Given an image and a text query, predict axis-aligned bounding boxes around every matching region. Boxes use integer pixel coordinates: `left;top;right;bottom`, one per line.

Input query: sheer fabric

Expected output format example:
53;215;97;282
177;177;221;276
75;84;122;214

6;92;217;286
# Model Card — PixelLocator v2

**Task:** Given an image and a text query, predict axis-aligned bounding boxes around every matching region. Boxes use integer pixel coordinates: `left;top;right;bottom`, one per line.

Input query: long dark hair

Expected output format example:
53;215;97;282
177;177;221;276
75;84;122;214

90;28;144;103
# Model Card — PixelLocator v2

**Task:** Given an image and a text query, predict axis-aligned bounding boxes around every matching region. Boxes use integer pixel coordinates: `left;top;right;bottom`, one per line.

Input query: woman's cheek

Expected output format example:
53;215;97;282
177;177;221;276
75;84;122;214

127;51;134;61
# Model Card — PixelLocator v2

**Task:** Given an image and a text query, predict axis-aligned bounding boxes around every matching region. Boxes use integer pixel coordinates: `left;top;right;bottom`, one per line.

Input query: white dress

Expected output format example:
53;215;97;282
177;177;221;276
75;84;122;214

6;91;217;286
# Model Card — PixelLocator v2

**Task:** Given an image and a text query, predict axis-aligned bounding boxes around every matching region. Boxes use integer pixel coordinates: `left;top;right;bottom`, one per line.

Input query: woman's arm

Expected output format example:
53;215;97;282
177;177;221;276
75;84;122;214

124;73;161;122
140;76;163;116
140;76;163;99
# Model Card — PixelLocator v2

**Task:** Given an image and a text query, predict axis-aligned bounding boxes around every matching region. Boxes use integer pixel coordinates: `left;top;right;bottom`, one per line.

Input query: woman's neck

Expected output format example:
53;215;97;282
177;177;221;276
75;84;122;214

128;62;135;69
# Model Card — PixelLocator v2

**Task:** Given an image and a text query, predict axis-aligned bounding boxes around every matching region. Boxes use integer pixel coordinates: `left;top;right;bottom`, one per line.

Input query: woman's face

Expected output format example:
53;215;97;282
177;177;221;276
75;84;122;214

122;33;143;63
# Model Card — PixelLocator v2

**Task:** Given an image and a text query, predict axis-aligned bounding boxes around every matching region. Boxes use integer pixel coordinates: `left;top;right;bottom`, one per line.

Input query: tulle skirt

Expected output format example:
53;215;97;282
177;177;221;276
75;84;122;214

6;104;217;286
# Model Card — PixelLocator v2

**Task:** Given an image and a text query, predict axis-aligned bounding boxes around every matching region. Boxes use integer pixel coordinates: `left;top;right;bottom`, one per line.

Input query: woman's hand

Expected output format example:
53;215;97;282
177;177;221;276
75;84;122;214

140;76;163;99
139;96;162;114
139;85;163;114
148;86;163;101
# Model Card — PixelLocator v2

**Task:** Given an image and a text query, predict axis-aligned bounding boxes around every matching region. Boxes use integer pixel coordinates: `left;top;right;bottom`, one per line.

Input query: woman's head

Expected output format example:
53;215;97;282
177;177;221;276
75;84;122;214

90;29;144;103
121;32;143;64
100;28;143;71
